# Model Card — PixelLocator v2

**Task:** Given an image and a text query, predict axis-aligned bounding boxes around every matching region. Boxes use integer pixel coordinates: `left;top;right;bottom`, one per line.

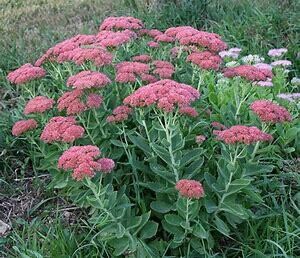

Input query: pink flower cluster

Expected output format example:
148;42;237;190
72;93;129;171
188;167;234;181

96;30;136;48
12;119;38;136
57;47;113;67
175;179;205;199
187;51;222;70
106;105;133;123
67;71;111;90
7;64;46;84
219;48;241;59
57;90;102;115
24;96;54;115
214;125;273;144
99;16;144;31
58;145;115;180
123;79;200;112
268;48;287;57
147;41;159;48
35;34;98;66
223;65;273;81
115;61;150;83
195;135;206;144
271;60;292;67
40;116;84;143
164;26;227;52
152;61;175;79
250;100;292;123
139;29;163;38
178;106;198;117
211;122;227;131
132;54;152;63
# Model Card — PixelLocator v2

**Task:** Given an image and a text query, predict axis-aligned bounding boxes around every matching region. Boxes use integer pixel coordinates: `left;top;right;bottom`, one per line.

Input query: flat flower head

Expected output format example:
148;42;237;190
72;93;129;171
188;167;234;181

24;96;54;115
123;79;200;113
132;54;152;63
106;105;132;123
268;48;287;57
223;65;273;81
58;145;115;180
7;64;46;84
12;119;38;136
67;71;111;90
40;116;84;143
176;179;204;199
214;125;273;145
250;100;292;123
187;51;222;70
99;16;144;31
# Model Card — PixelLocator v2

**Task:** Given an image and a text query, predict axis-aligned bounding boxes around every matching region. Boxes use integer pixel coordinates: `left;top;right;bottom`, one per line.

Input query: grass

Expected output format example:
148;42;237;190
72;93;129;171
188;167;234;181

0;0;299;257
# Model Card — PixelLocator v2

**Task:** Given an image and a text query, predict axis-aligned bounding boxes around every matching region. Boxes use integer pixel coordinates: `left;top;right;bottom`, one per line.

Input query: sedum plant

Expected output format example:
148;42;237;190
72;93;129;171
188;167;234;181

8;16;299;257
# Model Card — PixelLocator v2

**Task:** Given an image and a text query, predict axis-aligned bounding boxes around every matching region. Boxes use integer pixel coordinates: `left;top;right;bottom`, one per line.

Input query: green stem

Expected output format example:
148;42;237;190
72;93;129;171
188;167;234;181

184;198;191;236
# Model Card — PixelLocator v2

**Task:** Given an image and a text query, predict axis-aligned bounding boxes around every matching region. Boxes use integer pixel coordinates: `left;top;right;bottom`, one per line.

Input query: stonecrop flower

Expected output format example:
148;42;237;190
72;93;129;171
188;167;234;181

187;51;222;70
254;80;273;87
291;77;300;86
175;179;205;199
223;65;273;81
132;54;152;63
123;79;200;112
99;16;144;31
40;116;85;143
271;60;292;67
24;96;54;115
165;26;227;52
214;125;273;144
139;29;163;38
58;145;115;180
147;41;159;48
250;100;292;123
106;105;133;123
241;54;264;65
115;61;150;83
211;122;227;130
152;60;175;79
268;48;287;57
196;135;206;144
277;93;300;102
7;64;46;84
219;47;241;59
12;119;38;136
57;90;102;115
178;106;198;117
254;63;273;71
57;47;113;66
154;34;175;43
67;71;111;89
96;30;136;48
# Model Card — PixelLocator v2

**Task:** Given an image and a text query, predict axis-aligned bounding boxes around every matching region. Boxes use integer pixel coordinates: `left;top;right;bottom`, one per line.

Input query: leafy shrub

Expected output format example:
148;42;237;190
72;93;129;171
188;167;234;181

7;16;299;257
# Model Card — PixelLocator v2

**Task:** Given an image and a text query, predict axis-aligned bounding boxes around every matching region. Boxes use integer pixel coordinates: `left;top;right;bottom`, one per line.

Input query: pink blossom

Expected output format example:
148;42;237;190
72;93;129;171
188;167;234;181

106;105;133;123
268;48;287;57
7;64;46;84
271;60;292;67
139;29;163;38
214;125;273;144
96;30;135;47
86;94;103;108
58;145;114;180
211;122;227;130
12;119;38;136
24;96;54;115
40;116;84;143
254;80;273;87
223;65;273;81
175;179;204;199
178;106;198;117
67;71;111;89
187;51;222;70
97;158;115;173
165;26;227;52
277;93;300;102
147;41;159;48
250;100;292;123
57;47;113;66
195;135;206;144
152;60;175;79
115;61;150;83
254;63;273;71
154;34;174;43
123;79;200;112
132;54;152;63
99;16;144;31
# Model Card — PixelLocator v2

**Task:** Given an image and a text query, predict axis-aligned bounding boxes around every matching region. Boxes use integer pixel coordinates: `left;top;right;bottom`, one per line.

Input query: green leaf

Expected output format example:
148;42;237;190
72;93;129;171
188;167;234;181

128;134;151;154
226;178;252;195
110;139;124;147
150;201;173;213
110;236;130;256
180;148;203;168
139;221;158;239
220;201;249;219
164;214;183;226
152;143;172;164
214;216;230;236
193;222;208;239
